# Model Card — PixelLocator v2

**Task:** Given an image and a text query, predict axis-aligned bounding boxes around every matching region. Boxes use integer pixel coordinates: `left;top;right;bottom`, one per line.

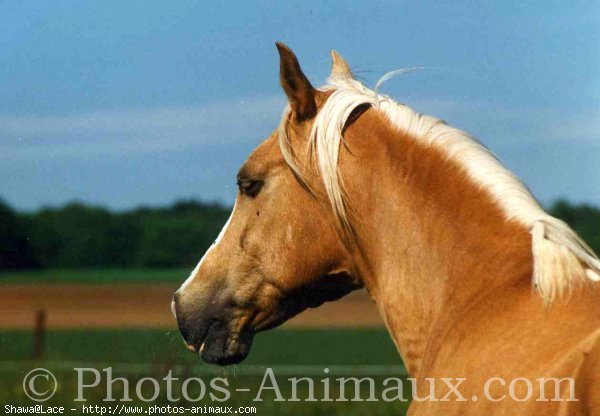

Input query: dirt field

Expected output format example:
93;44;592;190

0;284;384;329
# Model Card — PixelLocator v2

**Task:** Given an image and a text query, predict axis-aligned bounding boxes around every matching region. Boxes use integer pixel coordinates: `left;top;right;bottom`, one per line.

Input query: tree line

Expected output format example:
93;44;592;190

0;199;230;269
1;198;599;270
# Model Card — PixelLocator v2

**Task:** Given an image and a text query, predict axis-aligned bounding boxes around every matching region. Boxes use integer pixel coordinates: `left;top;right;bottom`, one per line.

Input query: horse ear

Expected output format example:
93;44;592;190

276;42;317;121
330;50;354;80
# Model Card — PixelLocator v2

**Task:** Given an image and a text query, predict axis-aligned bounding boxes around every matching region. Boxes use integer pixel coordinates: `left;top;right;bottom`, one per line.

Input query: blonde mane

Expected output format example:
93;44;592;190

278;72;600;303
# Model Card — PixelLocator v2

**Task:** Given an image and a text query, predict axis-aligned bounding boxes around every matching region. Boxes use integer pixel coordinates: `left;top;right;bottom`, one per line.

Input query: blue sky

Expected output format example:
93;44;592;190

1;0;598;210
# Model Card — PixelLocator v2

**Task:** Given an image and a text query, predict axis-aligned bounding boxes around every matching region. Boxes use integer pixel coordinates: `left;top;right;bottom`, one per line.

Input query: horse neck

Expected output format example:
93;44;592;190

343;110;534;376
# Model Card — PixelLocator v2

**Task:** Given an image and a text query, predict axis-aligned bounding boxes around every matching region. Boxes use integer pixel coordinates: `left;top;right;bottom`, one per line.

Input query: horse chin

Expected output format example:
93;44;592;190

199;321;254;366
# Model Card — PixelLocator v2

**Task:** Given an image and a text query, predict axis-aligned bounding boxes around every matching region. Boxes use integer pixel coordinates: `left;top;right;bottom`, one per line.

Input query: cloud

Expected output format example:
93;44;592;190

408;96;600;147
1;93;598;163
0;95;286;160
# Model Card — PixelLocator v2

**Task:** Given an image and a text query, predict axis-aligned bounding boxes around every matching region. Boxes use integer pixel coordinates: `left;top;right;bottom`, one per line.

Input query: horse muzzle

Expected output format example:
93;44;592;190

172;290;254;366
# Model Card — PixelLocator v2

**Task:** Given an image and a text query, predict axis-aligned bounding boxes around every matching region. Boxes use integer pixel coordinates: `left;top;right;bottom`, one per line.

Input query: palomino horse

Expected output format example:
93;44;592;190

173;43;600;414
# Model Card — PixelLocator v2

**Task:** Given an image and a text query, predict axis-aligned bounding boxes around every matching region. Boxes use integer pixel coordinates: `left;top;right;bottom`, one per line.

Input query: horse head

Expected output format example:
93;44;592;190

172;43;362;365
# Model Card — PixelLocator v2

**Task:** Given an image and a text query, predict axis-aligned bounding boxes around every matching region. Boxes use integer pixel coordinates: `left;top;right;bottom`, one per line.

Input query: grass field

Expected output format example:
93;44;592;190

0;328;402;365
0;269;384;329
0;328;410;415
0;268;188;284
0;269;404;413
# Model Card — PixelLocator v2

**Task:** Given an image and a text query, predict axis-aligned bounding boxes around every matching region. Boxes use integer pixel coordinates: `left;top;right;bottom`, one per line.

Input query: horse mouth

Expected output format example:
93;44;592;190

184;320;255;366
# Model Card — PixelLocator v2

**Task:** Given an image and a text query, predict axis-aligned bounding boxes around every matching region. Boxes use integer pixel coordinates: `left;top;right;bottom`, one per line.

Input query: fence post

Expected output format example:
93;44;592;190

34;309;46;359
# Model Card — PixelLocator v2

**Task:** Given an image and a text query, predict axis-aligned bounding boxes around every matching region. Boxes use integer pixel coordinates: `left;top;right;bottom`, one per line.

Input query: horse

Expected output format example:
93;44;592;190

172;43;600;414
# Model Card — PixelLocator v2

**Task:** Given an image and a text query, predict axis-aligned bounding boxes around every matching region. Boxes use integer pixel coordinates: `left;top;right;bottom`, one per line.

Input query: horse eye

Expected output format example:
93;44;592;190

236;179;263;197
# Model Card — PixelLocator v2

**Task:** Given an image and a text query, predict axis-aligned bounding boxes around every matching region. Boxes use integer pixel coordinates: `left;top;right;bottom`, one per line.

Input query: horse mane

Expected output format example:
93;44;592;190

278;73;600;304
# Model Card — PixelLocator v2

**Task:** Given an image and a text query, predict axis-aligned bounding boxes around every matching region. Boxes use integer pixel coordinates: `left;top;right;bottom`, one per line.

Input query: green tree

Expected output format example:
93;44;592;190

550;199;600;255
4;197;595;271
0;199;37;269
131;200;230;267
25;203;141;267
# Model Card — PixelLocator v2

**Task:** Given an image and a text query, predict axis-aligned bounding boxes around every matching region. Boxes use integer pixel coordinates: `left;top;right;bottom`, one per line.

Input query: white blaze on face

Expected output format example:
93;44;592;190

178;202;237;293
